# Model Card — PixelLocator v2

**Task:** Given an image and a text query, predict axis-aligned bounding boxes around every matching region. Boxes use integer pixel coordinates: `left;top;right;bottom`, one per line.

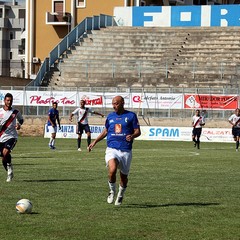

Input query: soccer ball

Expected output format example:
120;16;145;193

16;199;33;214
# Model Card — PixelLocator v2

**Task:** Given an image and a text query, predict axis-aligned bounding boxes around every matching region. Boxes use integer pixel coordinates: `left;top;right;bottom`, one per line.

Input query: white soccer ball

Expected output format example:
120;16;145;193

16;199;33;214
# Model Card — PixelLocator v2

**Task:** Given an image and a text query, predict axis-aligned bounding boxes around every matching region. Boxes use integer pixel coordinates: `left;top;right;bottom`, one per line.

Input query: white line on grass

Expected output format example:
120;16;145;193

14;149;88;156
189;152;200;156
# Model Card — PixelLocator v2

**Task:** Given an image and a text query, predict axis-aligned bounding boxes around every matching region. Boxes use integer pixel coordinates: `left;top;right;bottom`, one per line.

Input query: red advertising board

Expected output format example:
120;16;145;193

184;94;238;110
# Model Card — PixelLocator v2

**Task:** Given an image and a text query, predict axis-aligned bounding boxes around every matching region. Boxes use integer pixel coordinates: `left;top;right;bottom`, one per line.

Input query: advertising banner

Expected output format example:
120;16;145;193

184;94;238;110
25;91;78;106
44;125;233;143
1;90;238;111
114;5;240;27
132;93;183;109
44;124;105;139
78;92;103;107
0;90;24;105
103;93;131;108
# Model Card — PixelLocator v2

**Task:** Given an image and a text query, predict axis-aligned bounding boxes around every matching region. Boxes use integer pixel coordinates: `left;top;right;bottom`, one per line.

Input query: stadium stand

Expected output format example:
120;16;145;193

48;26;240;88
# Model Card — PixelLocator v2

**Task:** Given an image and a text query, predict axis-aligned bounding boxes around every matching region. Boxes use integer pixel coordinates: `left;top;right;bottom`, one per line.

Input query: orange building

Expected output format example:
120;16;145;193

25;0;142;78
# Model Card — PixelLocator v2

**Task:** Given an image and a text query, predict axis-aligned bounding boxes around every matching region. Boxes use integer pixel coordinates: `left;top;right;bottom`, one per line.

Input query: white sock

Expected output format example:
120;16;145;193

52;139;55;147
49;138;53;146
108;181;116;193
117;185;127;197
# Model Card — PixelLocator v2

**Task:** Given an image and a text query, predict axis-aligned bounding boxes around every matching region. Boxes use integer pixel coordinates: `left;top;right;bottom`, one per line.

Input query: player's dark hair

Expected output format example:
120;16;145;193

53;101;58;105
4;93;13;100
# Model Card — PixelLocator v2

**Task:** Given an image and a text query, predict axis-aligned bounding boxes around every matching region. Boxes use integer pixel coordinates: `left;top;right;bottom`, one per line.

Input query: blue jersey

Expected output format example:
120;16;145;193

105;110;140;151
47;108;59;126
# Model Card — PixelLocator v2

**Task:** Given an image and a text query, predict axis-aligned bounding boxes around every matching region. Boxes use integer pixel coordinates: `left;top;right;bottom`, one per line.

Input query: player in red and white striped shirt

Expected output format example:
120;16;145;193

228;108;240;152
69;99;104;151
0;93;24;182
192;109;205;149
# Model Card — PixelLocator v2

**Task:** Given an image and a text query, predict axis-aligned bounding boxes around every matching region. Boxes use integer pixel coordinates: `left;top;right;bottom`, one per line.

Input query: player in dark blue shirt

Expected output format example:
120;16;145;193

88;96;141;205
47;102;61;149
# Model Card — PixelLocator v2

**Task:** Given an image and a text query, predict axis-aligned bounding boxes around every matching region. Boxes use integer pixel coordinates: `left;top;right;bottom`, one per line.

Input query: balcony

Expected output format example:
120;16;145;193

0;18;24;28
46;12;71;25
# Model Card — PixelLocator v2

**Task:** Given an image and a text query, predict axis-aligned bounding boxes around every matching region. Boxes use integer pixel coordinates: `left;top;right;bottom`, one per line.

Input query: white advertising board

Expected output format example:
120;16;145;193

44;125;233;143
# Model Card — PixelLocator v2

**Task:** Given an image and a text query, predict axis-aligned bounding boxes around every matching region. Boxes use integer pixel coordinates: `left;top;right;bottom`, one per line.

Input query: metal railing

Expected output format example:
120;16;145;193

27;14;116;87
56;59;240;83
2;86;239;120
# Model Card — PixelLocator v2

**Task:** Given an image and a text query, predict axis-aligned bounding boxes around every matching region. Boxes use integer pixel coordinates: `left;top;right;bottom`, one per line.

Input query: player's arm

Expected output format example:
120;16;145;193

228;120;235;126
16;112;24;130
48;114;55;126
69;113;74;122
126;128;141;142
88;128;108;151
192;119;195;127
57;114;61;129
92;110;104;118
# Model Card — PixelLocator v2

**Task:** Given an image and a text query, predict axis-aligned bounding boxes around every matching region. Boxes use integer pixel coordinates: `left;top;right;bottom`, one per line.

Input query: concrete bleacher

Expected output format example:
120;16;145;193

48;27;240;88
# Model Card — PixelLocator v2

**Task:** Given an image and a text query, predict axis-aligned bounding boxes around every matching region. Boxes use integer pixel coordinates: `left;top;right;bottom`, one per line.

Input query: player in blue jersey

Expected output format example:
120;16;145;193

47;102;61;149
88;96;141;206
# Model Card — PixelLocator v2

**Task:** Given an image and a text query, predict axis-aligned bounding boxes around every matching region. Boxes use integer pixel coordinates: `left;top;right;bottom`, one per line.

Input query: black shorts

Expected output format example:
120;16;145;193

192;128;202;138
232;127;240;137
77;122;91;135
0;138;17;155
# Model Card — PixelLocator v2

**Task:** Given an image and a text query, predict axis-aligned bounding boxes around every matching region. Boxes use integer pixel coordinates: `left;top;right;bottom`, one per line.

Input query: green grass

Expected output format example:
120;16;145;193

0;137;240;240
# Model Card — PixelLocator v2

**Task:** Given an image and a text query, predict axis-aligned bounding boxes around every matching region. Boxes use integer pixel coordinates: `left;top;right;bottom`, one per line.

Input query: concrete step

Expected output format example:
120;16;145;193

102;26;240;33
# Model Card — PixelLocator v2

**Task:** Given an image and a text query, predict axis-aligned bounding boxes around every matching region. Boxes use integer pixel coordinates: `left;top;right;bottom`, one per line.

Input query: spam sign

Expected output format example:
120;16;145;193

44;125;233;143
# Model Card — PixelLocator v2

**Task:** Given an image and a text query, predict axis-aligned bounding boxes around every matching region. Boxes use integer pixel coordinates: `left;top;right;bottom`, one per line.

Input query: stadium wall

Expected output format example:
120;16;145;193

20;116;231;139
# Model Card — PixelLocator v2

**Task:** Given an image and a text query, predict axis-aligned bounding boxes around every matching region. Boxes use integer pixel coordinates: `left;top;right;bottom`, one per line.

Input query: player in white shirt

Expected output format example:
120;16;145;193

69;99;104;151
0;93;24;182
228;108;240;152
192;109;205;149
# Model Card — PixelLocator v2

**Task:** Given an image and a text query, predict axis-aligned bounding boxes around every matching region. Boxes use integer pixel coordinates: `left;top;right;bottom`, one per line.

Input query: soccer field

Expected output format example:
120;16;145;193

0;137;240;240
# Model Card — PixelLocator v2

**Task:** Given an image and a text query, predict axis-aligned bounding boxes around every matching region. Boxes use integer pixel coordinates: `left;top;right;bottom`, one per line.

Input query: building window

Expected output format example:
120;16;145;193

76;0;86;8
10;52;12;60
10;32;15;40
53;1;64;13
19;9;25;19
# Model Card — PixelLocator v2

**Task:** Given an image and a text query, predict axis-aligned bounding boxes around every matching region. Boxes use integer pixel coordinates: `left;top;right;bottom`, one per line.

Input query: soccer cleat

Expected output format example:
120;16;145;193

6;164;13;182
78;148;82;152
87;147;92;152
115;196;123;206
194;143;196;147
236;149;239;152
107;191;115;204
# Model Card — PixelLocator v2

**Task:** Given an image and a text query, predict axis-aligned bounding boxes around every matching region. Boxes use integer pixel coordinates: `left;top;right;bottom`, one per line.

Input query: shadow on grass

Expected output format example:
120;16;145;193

22;179;93;183
123;202;220;208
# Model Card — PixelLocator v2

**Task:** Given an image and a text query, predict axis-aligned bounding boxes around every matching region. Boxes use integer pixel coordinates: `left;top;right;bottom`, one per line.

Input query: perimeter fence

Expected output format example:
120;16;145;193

0;86;239;120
